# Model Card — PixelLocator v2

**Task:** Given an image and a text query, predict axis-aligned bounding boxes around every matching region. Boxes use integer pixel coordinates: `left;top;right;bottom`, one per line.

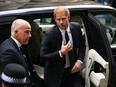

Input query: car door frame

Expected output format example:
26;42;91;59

84;13;115;87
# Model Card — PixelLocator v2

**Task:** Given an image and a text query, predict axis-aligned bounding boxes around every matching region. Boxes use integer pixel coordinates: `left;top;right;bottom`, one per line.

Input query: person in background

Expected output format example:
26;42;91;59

40;6;85;87
91;0;105;4
110;0;116;8
0;19;32;86
1;63;30;87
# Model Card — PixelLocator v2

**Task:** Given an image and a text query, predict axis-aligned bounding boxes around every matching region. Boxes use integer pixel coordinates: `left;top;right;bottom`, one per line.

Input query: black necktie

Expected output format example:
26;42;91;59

65;30;74;67
19;46;24;55
65;30;69;44
19;46;28;64
19;46;30;77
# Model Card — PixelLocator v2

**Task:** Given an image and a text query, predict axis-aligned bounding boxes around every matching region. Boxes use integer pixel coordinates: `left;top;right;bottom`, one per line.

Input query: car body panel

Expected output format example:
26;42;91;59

0;2;116;87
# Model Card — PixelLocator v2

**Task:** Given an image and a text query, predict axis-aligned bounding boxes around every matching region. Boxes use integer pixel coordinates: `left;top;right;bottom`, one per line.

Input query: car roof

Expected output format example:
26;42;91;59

0;1;115;17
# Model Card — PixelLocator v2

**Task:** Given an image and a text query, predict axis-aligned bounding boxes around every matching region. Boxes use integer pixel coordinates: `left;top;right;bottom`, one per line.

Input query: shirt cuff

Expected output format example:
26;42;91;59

59;51;63;58
77;60;83;64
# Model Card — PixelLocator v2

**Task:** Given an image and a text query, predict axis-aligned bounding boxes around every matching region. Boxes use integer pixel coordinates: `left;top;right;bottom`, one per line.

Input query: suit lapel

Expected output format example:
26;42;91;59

54;26;62;48
70;27;75;50
9;38;29;72
9;38;24;57
9;37;20;52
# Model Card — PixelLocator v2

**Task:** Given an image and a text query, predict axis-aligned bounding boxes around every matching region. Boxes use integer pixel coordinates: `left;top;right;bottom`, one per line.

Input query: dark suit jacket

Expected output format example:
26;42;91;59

0;37;28;74
40;22;85;87
0;38;47;87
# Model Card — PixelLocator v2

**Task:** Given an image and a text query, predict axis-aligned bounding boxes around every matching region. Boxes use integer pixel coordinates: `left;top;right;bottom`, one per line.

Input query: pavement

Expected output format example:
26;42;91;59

0;0;30;11
0;0;85;11
19;0;84;9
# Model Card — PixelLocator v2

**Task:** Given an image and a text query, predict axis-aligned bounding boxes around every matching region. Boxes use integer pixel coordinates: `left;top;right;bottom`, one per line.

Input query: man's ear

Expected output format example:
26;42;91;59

15;29;18;33
68;15;70;20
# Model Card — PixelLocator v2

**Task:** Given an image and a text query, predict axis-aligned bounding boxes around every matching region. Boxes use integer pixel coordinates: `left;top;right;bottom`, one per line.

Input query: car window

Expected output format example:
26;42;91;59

34;18;54;33
94;13;116;46
33;15;85;34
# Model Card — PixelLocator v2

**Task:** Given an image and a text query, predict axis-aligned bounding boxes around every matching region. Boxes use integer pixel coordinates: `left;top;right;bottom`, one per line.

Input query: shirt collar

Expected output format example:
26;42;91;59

59;24;70;32
11;36;21;48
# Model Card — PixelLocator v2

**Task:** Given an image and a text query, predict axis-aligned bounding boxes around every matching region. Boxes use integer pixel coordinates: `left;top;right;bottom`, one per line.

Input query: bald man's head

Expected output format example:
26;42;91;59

11;19;31;45
11;19;30;34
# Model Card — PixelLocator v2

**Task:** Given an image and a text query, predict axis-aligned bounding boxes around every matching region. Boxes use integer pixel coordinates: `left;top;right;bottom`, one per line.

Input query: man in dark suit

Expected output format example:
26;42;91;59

40;6;85;87
0;19;32;85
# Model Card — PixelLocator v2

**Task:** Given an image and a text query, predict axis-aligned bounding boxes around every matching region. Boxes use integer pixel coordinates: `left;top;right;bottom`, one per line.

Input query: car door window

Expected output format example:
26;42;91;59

94;13;116;45
33;18;54;33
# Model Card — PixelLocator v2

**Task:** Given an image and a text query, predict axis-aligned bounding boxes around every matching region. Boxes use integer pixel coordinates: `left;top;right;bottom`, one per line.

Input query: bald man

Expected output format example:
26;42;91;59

0;19;31;77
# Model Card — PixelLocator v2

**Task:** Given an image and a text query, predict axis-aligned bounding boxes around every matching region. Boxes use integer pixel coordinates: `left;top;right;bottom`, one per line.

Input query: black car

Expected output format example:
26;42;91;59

0;1;116;87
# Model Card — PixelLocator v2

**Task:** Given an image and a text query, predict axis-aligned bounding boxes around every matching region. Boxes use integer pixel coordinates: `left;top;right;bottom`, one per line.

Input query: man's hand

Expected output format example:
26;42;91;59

60;40;72;55
71;60;82;73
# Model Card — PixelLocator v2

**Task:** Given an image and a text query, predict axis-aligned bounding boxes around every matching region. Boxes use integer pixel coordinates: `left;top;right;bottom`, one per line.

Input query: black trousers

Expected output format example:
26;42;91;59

60;67;82;87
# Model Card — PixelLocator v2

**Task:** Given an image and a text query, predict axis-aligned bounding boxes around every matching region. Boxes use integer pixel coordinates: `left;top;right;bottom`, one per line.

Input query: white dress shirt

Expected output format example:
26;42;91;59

59;25;73;68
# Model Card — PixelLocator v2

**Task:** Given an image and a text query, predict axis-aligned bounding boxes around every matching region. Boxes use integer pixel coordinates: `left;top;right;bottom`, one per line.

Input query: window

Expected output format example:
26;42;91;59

94;13;116;46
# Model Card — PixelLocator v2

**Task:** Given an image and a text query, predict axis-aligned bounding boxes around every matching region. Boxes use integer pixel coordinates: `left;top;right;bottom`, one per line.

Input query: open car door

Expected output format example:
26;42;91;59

84;13;115;87
85;49;109;87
